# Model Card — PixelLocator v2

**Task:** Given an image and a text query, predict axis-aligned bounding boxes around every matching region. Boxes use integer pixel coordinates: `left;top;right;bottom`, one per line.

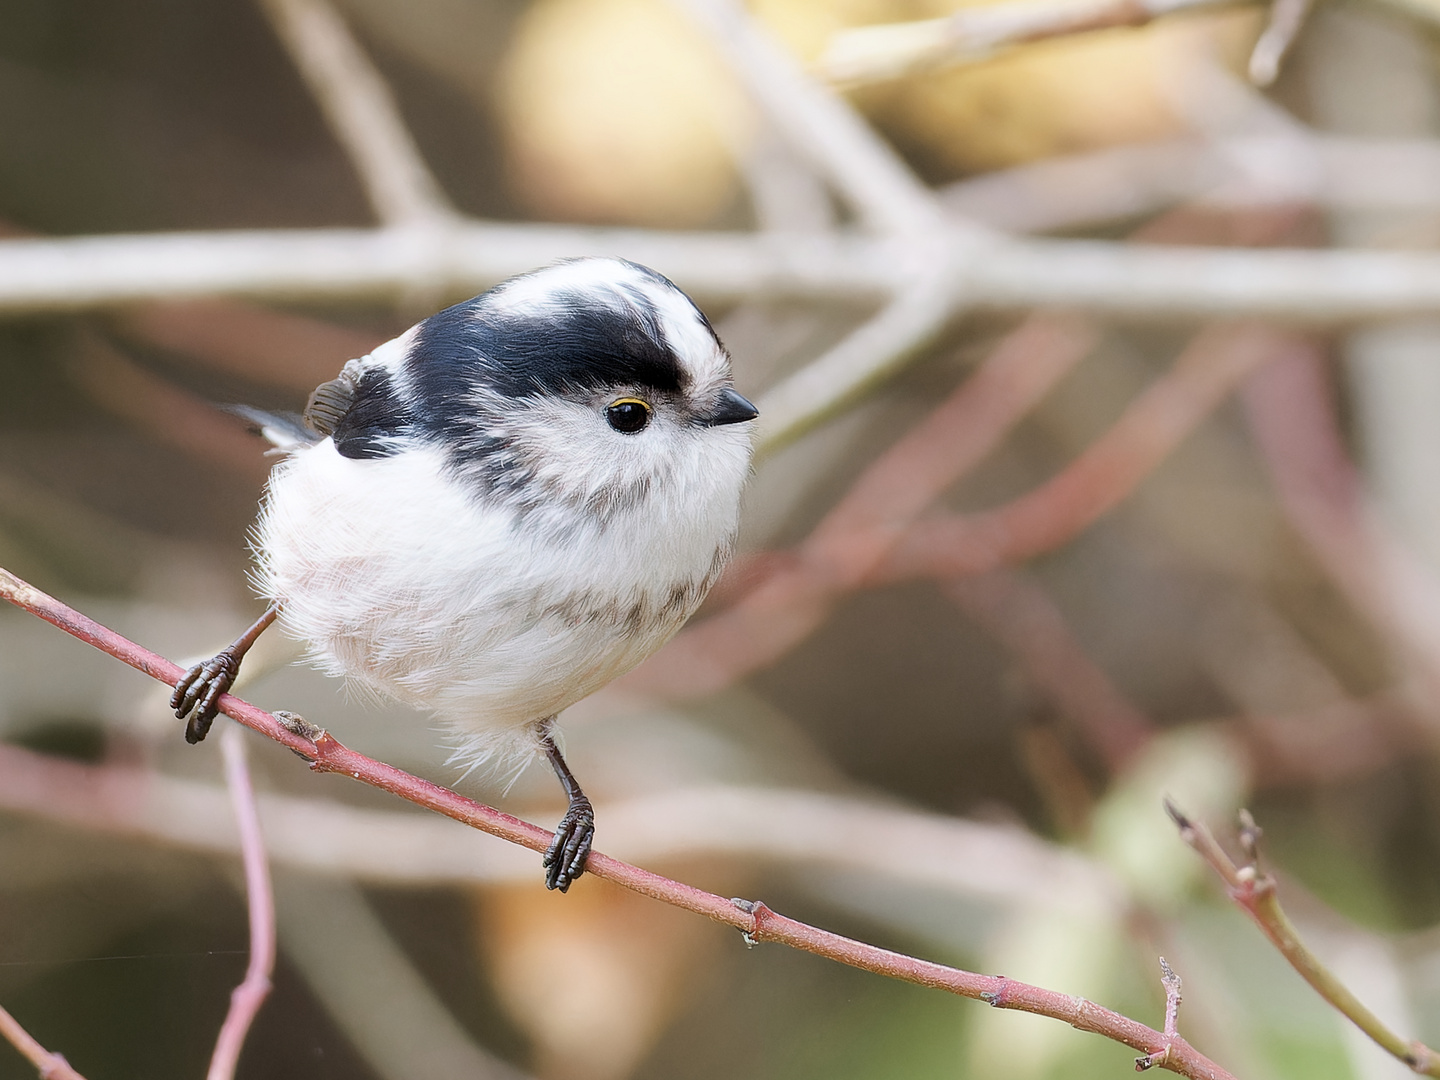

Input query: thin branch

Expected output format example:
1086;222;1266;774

1137;958;1185;1071
942;135;1440;234
1248;0;1314;86
0;226;896;314
274;875;524;1080
1241;344;1440;724
670;0;946;235
0;1007;88;1080
69;332;271;483
18;226;1440;321
818;0;1238;85
256;0;455;225
0;741;1117;911
945;569;1152;773
1168;802;1440;1076
207;728;277;1080
0;566;1237;1080
113;298;379;393
879;321;1297;581
756;267;959;451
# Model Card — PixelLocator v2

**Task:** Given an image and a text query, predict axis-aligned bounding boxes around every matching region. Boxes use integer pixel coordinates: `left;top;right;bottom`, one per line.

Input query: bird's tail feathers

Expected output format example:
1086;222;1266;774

224;404;321;452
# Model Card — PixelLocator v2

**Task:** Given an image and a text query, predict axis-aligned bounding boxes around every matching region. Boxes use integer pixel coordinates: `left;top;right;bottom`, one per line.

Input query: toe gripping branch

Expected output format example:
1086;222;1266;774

171;603;281;744
541;728;594;893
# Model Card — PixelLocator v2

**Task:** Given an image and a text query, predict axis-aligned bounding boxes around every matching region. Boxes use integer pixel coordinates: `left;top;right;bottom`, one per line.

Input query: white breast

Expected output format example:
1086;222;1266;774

253;438;744;756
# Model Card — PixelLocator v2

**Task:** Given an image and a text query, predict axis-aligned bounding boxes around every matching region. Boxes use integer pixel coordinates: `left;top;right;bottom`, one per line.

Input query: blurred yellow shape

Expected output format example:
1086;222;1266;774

756;0;1261;175
497;0;755;225
475;875;723;1079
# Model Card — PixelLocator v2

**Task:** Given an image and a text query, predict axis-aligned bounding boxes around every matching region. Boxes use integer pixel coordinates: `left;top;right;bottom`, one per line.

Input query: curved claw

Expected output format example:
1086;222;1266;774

171;651;239;744
543;799;595;893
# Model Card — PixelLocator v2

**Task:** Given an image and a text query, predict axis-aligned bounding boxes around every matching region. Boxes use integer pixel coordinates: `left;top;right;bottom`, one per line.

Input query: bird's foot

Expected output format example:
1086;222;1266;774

171;650;240;744
543;796;594;893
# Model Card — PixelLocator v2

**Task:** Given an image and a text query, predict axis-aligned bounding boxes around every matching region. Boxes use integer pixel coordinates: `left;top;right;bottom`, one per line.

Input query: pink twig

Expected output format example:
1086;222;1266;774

1136;958;1184;1071
0;565;1237;1080
1170;803;1440;1076
1241;344;1440;716
0;1005;88;1080
944;569;1152;773
881;322;1302;582
207;727;277;1080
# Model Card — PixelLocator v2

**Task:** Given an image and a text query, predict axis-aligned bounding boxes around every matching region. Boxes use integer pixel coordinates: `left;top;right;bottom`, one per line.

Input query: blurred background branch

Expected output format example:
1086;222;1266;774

5;0;1440;1075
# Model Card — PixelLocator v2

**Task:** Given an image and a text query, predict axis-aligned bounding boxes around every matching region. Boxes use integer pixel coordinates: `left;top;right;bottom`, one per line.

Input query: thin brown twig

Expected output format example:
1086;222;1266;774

256;0;454;226
68;332;271;484
0;566;1237;1080
0;1005;88;1080
1248;0;1313;86
1167;801;1440;1076
880;321;1300;582
1241;343;1440;722
818;0;1237;85
206;728;277;1080
944;569;1152;773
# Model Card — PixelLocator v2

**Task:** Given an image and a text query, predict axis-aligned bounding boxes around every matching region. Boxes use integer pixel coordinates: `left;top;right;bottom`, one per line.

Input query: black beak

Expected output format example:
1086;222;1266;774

702;387;759;426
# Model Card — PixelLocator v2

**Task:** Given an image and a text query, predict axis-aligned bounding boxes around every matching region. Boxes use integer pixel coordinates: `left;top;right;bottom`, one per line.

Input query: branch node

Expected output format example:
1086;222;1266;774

1407;1041;1435;1073
981;975;1009;1007
731;897;763;946
1135;1046;1171;1071
271;710;323;759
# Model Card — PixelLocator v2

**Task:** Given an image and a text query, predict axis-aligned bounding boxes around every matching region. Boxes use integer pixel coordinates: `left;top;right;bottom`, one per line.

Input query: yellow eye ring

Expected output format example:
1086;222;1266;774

605;397;652;433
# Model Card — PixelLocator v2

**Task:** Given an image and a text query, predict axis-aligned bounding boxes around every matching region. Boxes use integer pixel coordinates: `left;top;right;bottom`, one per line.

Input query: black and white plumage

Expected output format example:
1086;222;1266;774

172;257;758;891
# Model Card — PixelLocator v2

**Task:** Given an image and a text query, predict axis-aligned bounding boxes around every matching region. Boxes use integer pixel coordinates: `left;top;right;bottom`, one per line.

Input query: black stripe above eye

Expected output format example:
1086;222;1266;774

408;289;683;417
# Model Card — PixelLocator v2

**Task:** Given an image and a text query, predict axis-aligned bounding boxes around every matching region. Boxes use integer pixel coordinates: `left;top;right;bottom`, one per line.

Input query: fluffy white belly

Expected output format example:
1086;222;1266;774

254;441;722;738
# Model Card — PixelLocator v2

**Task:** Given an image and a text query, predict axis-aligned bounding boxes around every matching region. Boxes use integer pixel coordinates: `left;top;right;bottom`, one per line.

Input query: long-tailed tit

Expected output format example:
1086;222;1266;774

171;258;758;891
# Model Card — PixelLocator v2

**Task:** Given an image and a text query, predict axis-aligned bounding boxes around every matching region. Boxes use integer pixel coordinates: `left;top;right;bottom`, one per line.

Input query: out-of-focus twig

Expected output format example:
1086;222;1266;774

1168;802;1440;1076
818;0;1238;85
0;566;1236;1079
756;269;960;450
882;321;1298;581
1241;344;1440;722
671;0;946;235
17;228;1440;321
1248;0;1313;85
275;875;525;1080
0;1007;88;1080
113;299;381;393
206;728;277;1080
0;226;896;314
945;569;1153;773
257;0;455;225
0;739;1117;909
943;135;1440;234
67;333;270;483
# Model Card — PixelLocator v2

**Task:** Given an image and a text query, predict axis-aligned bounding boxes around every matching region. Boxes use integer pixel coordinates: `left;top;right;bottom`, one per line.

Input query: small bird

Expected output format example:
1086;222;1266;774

171;258;759;891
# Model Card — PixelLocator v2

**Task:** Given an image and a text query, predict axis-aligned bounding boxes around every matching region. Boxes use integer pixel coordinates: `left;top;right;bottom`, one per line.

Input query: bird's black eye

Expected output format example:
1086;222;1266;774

606;397;652;433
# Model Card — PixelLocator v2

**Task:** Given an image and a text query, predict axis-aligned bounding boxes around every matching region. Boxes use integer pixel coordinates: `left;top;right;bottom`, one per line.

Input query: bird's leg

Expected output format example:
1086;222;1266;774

171;602;282;744
540;723;594;892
